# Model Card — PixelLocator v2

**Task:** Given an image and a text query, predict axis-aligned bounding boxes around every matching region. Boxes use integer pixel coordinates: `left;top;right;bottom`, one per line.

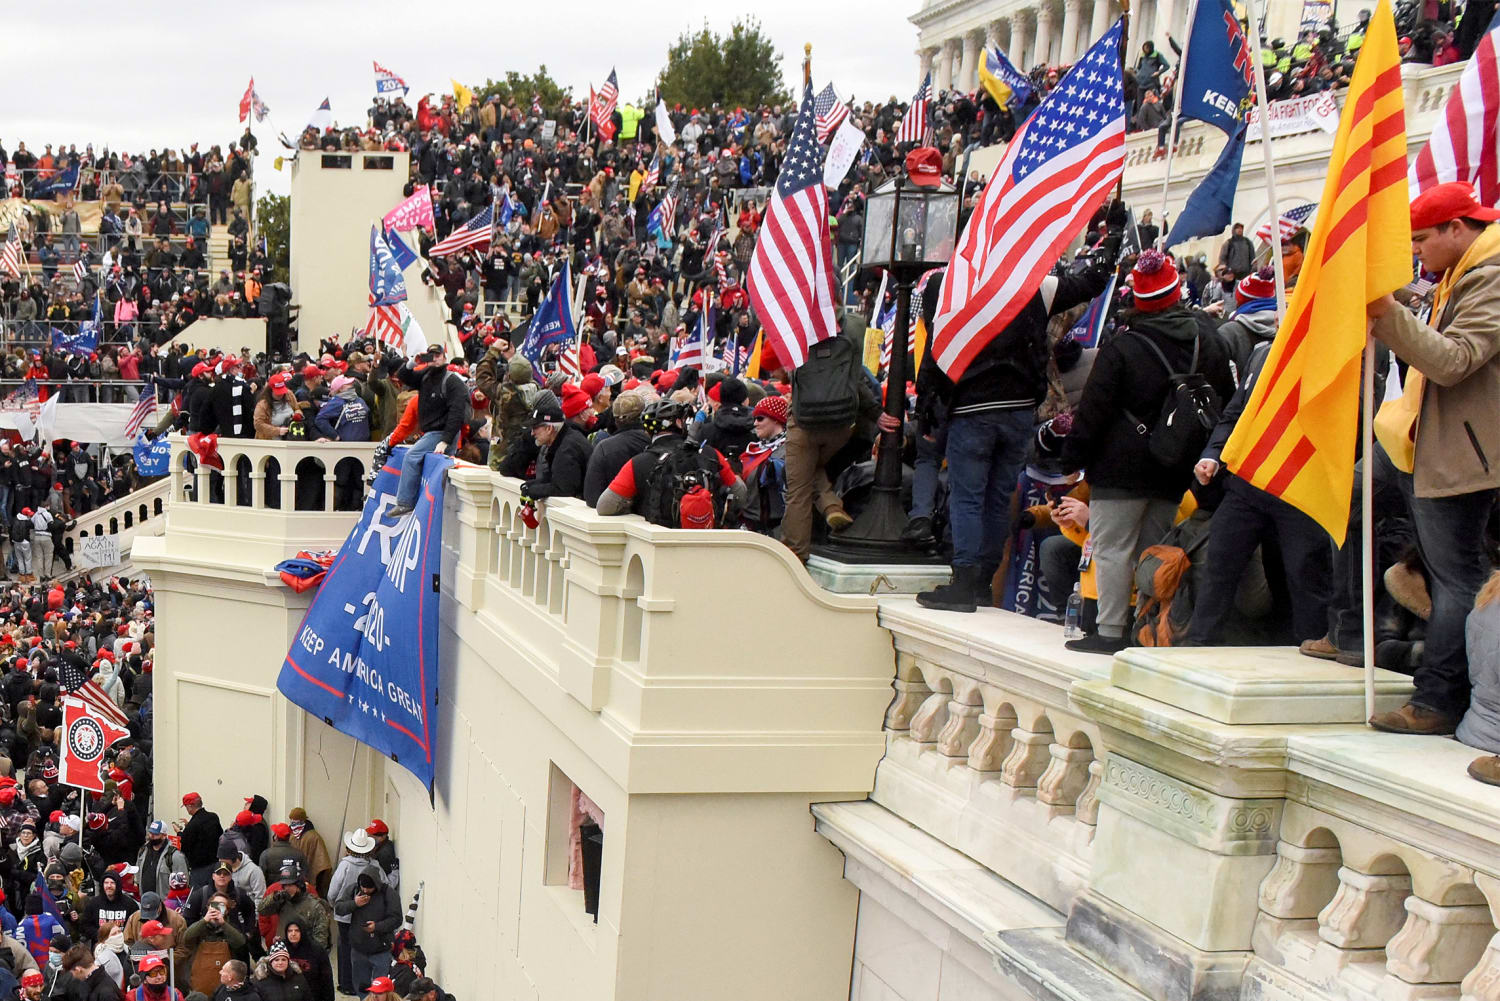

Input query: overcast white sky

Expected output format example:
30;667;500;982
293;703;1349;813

1;0;920;197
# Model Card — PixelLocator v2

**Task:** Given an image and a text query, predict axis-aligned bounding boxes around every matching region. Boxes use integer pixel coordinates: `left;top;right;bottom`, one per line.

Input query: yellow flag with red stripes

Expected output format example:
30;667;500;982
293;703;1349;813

1219;0;1409;545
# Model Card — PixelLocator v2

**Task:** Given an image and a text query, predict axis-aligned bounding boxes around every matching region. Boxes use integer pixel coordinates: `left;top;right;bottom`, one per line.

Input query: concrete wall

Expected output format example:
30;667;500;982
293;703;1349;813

171;317;268;359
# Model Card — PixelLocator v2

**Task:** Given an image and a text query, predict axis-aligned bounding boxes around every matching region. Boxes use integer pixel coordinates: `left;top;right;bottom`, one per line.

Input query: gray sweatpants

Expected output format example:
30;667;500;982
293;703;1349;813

1089;495;1179;639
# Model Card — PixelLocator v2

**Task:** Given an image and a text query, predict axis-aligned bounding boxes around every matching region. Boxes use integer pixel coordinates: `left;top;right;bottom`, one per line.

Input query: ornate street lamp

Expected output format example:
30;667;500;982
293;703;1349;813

824;148;959;558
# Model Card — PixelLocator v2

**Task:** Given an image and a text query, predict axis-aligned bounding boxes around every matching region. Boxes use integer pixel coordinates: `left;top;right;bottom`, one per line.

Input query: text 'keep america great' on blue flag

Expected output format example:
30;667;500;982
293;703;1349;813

1179;0;1256;133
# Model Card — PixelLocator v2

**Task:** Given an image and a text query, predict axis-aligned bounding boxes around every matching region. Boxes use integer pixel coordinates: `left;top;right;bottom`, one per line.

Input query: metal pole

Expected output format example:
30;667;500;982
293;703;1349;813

1157;0;1198;244
1244;0;1288;317
1361;336;1376;720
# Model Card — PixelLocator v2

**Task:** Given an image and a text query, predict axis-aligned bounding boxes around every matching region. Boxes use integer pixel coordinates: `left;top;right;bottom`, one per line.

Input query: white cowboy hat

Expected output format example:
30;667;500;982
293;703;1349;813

343;828;376;854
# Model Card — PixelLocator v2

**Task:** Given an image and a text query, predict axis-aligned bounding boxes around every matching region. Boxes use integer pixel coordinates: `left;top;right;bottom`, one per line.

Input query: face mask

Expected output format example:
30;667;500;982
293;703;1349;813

47;953;61;969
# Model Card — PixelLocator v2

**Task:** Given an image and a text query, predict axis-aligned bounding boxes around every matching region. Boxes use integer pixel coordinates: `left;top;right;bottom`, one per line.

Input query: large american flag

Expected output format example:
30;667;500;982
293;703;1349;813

123;388;158;438
896;73;932;146
429;203;494;257
933;21;1126;380
814;83;850;143
590;70;619;141
746;80;839;371
1409;7;1500;202
59;658;131;728
1254;202;1318;243
0;228;21;279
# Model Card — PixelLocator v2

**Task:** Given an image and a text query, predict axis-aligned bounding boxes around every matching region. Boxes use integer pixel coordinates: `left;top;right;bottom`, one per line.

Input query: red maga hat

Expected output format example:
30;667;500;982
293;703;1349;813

1410;181;1500;231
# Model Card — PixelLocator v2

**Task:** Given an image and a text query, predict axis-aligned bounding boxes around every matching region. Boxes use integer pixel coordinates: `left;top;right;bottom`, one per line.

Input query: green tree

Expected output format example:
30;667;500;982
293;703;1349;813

656;18;793;111
472;66;573;117
255;191;289;283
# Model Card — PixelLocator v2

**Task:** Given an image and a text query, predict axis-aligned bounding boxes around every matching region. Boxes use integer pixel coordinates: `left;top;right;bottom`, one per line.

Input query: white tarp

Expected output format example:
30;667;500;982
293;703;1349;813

0;402;139;446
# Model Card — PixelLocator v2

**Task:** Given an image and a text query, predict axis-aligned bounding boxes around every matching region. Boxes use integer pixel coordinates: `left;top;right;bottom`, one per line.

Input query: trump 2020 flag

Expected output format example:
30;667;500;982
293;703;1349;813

383;226;417;272
373;60;409;96
520;264;577;373
133;434;172;477
1179;0;1256;133
1164;124;1247;248
369;226;408;306
277;448;452;792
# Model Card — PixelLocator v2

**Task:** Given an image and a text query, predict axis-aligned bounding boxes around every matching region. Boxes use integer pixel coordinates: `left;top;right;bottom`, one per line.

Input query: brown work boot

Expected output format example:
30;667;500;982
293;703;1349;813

826;508;853;531
1299;635;1340;661
1467;755;1500;786
1385;563;1433;620
1368;703;1459;735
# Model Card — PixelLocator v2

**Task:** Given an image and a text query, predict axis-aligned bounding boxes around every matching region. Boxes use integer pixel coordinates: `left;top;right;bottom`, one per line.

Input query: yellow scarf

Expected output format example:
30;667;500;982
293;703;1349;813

1373;224;1500;471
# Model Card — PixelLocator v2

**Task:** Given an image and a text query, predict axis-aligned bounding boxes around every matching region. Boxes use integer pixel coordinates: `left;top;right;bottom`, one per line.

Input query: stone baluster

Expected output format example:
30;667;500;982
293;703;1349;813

1462;933;1500;1001
1254;841;1342;960
967;708;1017;771
909;690;952;744
1000;722;1054;790
1318;866;1413;951
936;701;981;758
1074;759;1103;825
1386;895;1493;986
1036;742;1093;817
884;676;932;731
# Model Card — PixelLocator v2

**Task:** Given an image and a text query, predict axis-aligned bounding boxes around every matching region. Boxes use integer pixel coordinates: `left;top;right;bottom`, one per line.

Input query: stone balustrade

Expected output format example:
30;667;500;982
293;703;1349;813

67;476;170;564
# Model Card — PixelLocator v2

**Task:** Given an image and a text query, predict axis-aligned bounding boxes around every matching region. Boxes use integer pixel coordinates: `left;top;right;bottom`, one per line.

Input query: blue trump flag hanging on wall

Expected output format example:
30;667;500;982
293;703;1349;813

276;447;451;793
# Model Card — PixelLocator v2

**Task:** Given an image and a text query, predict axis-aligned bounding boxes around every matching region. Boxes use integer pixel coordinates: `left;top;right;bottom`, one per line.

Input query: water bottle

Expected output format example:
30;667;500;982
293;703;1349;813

1063;582;1085;640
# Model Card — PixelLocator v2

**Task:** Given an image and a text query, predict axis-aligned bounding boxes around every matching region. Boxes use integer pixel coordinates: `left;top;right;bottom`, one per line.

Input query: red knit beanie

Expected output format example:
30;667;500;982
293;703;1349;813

560;383;591;420
1235;265;1277;304
1131;250;1181;311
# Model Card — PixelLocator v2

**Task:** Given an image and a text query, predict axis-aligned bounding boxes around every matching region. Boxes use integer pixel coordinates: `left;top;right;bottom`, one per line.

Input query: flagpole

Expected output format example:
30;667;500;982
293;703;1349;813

1117;0;1132;201
1155;0;1197;246
1244;0;1288;317
1361;336;1376;720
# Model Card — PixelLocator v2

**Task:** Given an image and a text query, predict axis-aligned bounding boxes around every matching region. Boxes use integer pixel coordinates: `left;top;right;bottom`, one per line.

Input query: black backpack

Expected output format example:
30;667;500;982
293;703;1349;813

1123;331;1222;467
791;331;862;428
639;438;737;529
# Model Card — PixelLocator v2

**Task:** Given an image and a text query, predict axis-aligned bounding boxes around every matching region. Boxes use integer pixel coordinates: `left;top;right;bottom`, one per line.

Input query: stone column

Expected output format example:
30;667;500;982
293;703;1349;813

1009;12;1032;70
987;18;1009;55
1157;0;1182;51
919;46;936;85
936;37;957;92
1033;5;1057;70
1061;0;1085;63
959;31;982;92
1090;0;1113;52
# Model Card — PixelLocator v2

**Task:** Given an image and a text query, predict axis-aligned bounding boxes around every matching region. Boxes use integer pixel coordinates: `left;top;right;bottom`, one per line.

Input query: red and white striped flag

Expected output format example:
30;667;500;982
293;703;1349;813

123;390;157;438
71;256;87;285
896;74;932;146
814;83;849;143
428;203;494;258
590;70;619;142
1254;202;1319;243
0;228;21;279
933;22;1126;380
746;81;839;370
1409;8;1500;202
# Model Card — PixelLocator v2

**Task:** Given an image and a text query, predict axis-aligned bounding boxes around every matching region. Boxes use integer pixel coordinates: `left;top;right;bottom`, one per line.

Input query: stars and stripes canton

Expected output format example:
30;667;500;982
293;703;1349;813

0;228;21;279
591;70;619;141
1;380;37;411
1255;202;1319;242
896;73;933;146
721;334;749;375
642;154;661;192
58;657;130;728
932;21;1126;380
558;339;581;380
814;83;849;143
1409;7;1500;201
428;203;494;257
671;307;712;368
648;183;678;239
123;391;158;438
746;81;839;371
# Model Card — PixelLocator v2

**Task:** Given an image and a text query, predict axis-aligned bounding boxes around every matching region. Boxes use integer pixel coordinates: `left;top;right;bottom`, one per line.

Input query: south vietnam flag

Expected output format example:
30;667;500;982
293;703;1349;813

1219;0;1410;544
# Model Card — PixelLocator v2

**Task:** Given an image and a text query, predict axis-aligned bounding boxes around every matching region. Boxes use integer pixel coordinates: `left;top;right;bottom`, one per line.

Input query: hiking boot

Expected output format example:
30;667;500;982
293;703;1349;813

826;507;854;532
917;565;980;613
1368;702;1459;735
383;503;414;520
1385;563;1433;620
1065;632;1129;655
974;565;998;608
1335;649;1365;668
1299;635;1340;661
900;515;935;545
1467;755;1500;786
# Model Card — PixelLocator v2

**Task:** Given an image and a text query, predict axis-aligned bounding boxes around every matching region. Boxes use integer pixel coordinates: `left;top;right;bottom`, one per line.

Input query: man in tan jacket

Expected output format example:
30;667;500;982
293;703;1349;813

1367;181;1500;735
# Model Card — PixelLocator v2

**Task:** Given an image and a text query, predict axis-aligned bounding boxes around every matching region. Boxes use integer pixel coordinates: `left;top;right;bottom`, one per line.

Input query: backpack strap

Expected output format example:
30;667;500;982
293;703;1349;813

1121;329;1201;434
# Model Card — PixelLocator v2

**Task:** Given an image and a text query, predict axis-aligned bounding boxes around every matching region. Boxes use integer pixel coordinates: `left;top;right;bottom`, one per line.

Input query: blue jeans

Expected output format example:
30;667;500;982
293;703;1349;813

910;424;949;521
1408;483;1496;717
944;409;1033;570
396;431;445;508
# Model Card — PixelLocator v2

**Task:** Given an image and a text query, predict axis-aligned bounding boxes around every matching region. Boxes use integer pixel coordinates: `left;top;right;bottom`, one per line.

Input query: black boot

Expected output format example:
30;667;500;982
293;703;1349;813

917;565;980;613
974;564;999;608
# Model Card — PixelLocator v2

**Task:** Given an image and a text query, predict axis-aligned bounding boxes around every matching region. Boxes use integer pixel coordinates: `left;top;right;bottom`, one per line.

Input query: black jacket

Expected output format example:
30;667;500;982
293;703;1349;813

179;809;223;869
397;364;468;445
1061;306;1235;499
523;422;592;500
332;882;400;955
583;427;649;506
701;406;754;467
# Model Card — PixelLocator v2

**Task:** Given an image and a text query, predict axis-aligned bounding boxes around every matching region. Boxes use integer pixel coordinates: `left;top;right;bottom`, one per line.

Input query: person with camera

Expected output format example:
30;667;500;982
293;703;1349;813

333;873;399;996
182;893;249;996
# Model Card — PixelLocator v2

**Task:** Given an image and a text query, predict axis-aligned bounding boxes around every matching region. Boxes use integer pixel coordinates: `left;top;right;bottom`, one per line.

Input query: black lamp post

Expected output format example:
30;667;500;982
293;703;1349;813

819;167;959;560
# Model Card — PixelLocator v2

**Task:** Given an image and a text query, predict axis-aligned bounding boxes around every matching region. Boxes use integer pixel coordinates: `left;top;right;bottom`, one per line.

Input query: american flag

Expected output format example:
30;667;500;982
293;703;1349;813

671;308;711;368
648;184;678;239
123;388;158;438
363;300;427;354
721;332;749;375
933;21;1126;380
71;254;88;285
896;73;932;147
59;659;131;728
558;339;581;380
0;228;21;279
746;80;839;371
591;70;619;141
429;203;494;257
1254;202;1318;243
642;154;661;192
1;379;38;412
814;83;850;143
1409;7;1500;202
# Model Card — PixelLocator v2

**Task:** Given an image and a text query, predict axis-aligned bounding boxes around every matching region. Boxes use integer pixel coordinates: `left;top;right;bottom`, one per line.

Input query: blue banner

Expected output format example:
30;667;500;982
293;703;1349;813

132;435;172;477
1164;125;1247;249
369;226;408;306
276;448;451;792
383;226;417;272
520;263;576;372
1179;0;1255;134
51;324;97;354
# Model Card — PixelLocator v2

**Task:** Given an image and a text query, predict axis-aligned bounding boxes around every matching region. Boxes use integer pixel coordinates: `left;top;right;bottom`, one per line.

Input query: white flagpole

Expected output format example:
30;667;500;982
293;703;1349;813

1156;0;1198;245
1362;336;1376;720
1243;0;1288;318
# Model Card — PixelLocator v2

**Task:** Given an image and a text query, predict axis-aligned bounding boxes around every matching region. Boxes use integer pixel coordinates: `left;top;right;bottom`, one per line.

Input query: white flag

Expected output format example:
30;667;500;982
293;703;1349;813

655;100;677;146
398;301;429;354
823;117;865;189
